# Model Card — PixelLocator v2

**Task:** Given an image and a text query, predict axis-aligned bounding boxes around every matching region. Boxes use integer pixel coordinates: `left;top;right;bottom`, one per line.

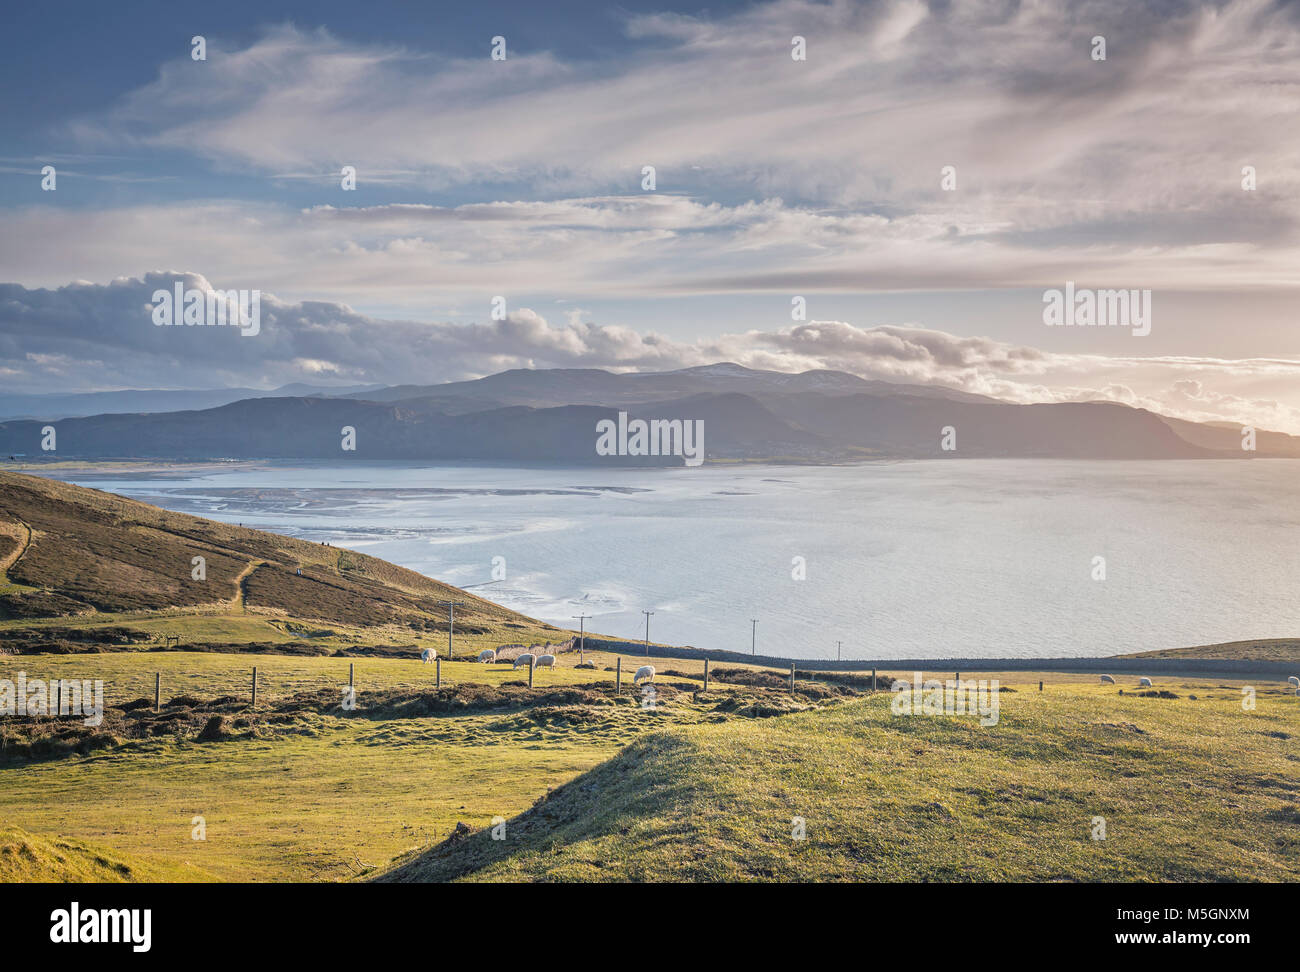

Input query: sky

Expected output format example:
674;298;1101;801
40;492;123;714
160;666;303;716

2;0;1299;432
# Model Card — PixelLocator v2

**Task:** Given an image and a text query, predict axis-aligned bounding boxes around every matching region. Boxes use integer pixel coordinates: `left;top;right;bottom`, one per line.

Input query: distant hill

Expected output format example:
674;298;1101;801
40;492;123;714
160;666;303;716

0;471;534;633
1120;637;1300;663
1158;415;1300;458
0;363;1284;463
0;383;384;422
344;363;998;408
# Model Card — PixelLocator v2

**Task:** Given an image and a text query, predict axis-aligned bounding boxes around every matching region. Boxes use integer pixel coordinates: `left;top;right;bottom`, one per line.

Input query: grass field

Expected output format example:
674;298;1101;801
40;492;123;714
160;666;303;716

384;672;1300;882
2;649;1296;882
0;650;756;881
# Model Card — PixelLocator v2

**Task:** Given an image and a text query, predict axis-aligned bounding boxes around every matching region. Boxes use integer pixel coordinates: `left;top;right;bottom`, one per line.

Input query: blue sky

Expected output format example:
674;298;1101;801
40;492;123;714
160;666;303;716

3;0;1300;432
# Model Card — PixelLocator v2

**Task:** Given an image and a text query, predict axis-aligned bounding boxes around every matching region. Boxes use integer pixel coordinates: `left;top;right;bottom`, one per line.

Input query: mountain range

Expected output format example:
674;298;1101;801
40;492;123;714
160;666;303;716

0;383;386;422
1;364;1297;463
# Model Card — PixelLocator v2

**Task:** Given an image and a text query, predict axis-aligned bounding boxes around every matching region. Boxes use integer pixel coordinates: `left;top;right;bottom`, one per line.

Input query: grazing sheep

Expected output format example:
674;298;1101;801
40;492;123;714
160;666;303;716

536;654;556;670
420;648;436;664
477;649;497;664
634;665;655;684
1288;676;1300;688
513;653;536;670
1100;674;1116;684
1138;677;1153;687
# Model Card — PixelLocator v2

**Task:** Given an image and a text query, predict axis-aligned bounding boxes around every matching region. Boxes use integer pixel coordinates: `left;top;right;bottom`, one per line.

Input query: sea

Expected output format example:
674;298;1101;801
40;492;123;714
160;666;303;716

50;458;1300;660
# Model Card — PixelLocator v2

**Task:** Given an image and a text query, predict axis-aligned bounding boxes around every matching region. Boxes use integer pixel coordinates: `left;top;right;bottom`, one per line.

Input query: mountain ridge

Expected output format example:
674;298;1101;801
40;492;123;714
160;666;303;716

1;365;1297;462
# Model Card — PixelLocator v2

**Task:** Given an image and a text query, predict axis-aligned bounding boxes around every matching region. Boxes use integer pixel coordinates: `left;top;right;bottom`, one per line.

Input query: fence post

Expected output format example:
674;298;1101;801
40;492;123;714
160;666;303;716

55;681;62;717
789;661;795;691
956;671;960;685
616;657;622;694
349;663;354;689
251;667;257;707
1039;680;1044;692
154;672;161;711
528;657;535;690
436;657;441;689
872;668;877;691
703;658;710;692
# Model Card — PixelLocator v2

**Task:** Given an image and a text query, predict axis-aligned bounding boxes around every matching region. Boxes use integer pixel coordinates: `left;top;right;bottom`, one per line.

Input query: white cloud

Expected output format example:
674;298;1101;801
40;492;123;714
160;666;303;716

2;272;1299;433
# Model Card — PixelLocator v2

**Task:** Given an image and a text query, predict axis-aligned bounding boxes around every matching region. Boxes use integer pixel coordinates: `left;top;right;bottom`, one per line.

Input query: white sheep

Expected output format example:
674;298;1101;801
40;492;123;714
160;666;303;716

634;664;655;684
420;648;436;664
1099;674;1115;684
1288;676;1299;688
536;654;556;670
477;649;497;664
1138;677;1153;687
513;653;536;670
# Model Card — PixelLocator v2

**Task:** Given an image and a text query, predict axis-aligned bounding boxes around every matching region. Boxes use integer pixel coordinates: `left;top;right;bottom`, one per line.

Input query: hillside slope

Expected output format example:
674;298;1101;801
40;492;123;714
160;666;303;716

0;825;212;882
1123;638;1300;663
0;471;534;633
380;685;1300;882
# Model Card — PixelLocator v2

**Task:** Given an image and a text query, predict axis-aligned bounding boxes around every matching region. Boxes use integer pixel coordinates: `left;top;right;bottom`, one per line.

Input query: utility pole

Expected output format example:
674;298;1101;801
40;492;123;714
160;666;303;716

571;614;590;665
440;600;465;661
750;619;758;656
642;610;654;656
836;640;842;662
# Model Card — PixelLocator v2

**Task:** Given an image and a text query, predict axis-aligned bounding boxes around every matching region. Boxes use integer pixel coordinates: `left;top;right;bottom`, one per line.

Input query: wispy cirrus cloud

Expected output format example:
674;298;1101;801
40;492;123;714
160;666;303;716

4;192;1299;311
65;0;1300;243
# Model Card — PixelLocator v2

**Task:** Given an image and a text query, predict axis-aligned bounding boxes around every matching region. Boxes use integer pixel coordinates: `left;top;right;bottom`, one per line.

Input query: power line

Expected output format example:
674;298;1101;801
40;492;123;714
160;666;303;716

439;600;465;661
571;613;591;664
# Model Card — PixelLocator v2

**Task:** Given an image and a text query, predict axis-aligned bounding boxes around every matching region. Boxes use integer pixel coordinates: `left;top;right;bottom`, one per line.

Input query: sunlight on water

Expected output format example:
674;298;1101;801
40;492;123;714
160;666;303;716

57;459;1300;659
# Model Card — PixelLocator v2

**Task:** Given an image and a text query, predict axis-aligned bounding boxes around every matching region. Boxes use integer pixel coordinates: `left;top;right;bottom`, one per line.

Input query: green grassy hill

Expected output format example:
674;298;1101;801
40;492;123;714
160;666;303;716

0;824;212;882
1123;638;1300;663
380;679;1300;882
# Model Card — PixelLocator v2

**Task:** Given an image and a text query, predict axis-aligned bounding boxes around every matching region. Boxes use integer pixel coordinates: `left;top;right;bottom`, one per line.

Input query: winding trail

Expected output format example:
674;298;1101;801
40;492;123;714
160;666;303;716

0;519;32;585
231;559;263;612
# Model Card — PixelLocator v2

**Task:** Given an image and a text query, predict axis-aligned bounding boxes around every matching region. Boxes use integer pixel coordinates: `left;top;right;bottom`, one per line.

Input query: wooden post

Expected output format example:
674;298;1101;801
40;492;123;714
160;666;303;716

955;671;960;685
872;668;876;691
349;663;354;689
616;657;622;694
789;661;796;691
55;681;62;718
251;667;258;707
528;657;535;690
435;657;441;689
154;672;161;711
1039;680;1044;692
703;658;710;692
